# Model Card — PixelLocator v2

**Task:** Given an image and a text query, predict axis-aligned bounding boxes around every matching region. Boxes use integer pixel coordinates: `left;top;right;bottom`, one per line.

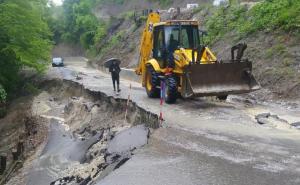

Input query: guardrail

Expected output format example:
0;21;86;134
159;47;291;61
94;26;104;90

99;66;140;83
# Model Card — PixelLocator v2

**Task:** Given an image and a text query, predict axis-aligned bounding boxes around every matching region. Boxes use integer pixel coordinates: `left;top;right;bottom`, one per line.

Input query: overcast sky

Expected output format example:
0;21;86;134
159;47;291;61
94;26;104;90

213;0;228;6
51;0;63;6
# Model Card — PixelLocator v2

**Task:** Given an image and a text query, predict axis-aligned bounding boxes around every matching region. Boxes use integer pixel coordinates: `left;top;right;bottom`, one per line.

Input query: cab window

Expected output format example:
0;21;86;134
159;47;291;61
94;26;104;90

153;26;165;59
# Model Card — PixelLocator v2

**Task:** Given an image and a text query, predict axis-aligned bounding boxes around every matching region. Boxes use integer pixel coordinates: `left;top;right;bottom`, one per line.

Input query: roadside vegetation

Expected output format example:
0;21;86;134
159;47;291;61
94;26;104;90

203;0;300;98
0;0;52;103
0;85;6;117
48;0;109;56
205;0;300;44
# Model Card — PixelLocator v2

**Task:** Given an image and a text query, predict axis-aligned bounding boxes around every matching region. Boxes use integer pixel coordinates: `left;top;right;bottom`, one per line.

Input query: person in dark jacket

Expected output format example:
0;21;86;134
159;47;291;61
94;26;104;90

167;34;178;69
109;61;121;92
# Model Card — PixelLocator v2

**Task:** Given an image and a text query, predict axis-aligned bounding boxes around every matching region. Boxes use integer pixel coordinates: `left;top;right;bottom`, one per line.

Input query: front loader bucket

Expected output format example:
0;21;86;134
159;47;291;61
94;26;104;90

181;61;260;98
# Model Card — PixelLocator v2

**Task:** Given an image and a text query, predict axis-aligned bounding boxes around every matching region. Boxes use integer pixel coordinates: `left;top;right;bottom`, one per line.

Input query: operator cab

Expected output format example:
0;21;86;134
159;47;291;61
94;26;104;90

152;22;200;68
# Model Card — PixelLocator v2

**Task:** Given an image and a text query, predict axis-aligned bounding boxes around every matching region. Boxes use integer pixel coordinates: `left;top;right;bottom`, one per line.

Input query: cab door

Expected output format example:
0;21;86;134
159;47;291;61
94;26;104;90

153;26;166;68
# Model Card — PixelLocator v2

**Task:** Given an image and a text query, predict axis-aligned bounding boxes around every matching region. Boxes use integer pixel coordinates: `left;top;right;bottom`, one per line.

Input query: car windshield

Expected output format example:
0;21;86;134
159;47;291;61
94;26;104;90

165;25;200;50
53;58;62;63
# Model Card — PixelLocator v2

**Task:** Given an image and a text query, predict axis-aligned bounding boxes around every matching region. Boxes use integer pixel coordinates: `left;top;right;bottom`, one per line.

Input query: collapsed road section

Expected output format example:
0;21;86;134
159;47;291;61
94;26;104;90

3;79;159;185
3;58;300;185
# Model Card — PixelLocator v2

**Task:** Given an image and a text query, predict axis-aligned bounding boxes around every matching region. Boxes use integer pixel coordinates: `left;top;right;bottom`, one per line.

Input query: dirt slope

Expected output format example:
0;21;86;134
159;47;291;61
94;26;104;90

92;0;300;100
212;31;300;100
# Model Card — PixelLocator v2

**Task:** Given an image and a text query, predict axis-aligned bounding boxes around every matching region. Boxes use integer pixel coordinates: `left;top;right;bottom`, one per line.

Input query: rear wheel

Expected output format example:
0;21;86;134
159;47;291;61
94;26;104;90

217;95;228;101
165;75;178;104
145;66;160;98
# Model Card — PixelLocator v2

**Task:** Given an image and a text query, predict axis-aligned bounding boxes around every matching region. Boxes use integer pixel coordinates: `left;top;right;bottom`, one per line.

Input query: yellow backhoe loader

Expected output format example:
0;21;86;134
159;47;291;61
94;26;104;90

136;11;260;103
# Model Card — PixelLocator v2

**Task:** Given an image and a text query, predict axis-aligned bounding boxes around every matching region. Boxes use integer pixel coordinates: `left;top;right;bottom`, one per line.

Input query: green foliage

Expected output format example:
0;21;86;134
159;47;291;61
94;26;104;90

282;58;294;67
94;23;108;44
0;0;52;97
0;85;7;104
241;0;300;33
96;0;125;5
49;0;108;51
205;0;300;44
205;5;248;43
122;11;135;20
0;0;52;71
265;44;287;58
98;30;125;57
111;31;125;45
24;82;40;95
149;0;171;7
0;84;7;117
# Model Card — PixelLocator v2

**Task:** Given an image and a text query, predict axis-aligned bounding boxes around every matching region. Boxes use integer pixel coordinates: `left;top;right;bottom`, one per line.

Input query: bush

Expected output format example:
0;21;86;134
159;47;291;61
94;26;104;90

0;85;7;118
23;82;40;95
148;0;171;7
240;0;300;34
205;0;300;44
122;11;135;20
97;30;126;58
0;0;51;99
0;85;6;104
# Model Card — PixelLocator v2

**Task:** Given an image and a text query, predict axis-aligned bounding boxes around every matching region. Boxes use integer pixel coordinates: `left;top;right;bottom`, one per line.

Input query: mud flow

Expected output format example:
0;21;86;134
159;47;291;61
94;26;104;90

2;80;158;185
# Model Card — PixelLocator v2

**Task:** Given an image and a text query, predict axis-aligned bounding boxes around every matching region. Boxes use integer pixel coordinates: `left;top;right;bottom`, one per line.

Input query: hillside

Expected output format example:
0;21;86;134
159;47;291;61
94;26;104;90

205;0;300;99
91;0;300;100
50;0;300;100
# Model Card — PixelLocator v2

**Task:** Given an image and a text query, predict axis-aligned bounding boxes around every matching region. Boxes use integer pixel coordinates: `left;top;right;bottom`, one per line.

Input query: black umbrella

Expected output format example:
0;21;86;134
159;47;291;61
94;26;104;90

104;58;121;68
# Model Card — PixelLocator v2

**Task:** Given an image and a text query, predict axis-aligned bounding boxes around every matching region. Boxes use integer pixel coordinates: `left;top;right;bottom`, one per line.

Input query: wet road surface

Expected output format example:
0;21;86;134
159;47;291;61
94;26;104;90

47;57;300;185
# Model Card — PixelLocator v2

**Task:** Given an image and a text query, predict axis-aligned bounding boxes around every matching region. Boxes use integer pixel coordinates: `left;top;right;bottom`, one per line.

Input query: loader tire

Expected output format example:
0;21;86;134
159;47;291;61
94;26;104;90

165;75;178;104
217;95;228;101
145;66;160;98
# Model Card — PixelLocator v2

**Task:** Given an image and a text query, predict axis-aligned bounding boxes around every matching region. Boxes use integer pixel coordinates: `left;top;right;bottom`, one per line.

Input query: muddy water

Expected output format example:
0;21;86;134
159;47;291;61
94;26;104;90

27;121;150;185
27;119;101;185
21;79;153;185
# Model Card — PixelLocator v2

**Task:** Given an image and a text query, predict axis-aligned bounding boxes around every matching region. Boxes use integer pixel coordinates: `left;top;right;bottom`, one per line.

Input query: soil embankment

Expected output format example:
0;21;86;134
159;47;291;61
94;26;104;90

2;79;158;185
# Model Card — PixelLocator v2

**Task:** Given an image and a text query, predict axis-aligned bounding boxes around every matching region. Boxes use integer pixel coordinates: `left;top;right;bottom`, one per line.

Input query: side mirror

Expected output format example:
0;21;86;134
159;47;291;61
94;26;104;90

199;30;208;46
199;30;208;36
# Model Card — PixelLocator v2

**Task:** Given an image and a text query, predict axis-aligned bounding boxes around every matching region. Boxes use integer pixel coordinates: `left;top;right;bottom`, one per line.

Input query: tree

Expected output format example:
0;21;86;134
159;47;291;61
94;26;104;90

0;0;52;96
52;0;105;50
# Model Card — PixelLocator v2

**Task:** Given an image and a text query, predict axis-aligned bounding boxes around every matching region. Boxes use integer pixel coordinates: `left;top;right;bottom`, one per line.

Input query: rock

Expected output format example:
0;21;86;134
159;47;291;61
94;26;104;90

79;176;91;185
97;163;108;170
255;113;272;125
0;154;7;175
99;148;107;154
114;157;130;170
107;125;149;155
96;156;131;181
255;113;291;129
256;117;269;125
269;115;288;123
255;113;271;120
76;75;82;80
76;176;84;183
64;102;74;114
50;176;75;185
71;96;79;100
291;122;300;129
83;102;95;112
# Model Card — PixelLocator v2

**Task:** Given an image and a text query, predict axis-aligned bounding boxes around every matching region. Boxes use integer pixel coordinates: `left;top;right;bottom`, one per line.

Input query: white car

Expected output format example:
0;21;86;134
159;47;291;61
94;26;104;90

52;57;64;67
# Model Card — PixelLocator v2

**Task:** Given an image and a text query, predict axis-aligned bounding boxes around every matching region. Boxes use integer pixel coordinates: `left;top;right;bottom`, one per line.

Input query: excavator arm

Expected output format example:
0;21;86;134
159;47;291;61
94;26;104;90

136;12;160;76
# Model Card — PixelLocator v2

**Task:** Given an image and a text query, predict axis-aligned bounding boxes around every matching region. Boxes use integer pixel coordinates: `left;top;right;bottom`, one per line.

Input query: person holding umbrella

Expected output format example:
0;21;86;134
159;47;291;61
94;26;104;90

108;59;121;92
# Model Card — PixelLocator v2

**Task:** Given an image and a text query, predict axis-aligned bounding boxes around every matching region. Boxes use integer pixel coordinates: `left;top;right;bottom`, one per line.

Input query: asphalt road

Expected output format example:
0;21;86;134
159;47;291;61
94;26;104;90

49;57;300;185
